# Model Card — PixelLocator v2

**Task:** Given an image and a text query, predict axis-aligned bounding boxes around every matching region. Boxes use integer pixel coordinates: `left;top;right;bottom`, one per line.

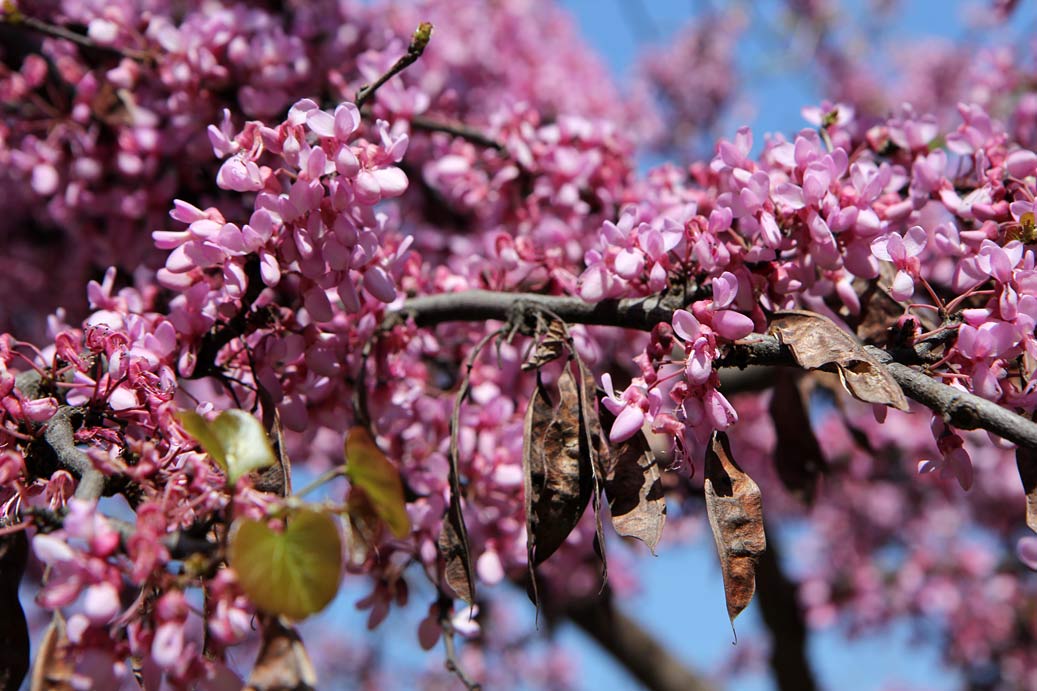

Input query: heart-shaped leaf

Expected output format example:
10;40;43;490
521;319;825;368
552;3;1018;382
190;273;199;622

180;409;276;486
229;509;343;620
344;427;410;539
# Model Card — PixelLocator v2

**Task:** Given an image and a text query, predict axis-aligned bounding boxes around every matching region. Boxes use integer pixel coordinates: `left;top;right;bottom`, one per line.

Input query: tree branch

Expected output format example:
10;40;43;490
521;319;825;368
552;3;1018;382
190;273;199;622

389;290;685;332
0;12;150;61
387;290;1037;448
755;530;817;691
409;115;507;153
565;592;716;691
41;407;105;501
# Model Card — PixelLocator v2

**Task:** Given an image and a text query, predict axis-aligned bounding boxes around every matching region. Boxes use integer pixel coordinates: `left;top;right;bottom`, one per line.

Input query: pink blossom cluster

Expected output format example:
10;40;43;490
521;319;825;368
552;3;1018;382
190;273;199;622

0;0;654;340
4;0;1037;688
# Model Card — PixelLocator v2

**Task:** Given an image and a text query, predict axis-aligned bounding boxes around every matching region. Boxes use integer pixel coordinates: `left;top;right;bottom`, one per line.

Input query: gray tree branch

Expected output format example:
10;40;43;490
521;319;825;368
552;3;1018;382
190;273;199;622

387;290;1037;448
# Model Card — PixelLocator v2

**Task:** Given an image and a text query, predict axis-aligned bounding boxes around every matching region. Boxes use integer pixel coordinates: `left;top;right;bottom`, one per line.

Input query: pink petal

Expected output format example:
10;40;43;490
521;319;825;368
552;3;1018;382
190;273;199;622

713;310;754;340
83;583;121;623
672;309;701;342
890;270;915;301
614;248;644;279
903;225;927;256
334;103;361;140
363;266;397;303
1006;149;1037;178
609;405;644;443
306;109;335;138
371;167;408;197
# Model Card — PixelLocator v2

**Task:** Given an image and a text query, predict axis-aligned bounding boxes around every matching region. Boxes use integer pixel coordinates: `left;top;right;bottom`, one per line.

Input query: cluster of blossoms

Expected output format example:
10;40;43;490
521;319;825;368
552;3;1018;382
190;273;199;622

0;0;654;340
3;0;1037;688
571;101;1037;486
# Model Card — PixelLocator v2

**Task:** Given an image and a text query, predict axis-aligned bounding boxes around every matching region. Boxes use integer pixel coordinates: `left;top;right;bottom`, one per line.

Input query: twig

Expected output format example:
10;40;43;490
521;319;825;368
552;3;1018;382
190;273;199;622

188;257;265;380
294;467;347;499
354;22;433;109
386;290;1037;449
438;596;481;691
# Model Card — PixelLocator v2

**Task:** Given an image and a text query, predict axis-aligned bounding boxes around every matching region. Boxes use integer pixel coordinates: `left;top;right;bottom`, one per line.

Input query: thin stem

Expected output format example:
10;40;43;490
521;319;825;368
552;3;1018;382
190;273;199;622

294;467;348;499
439;599;482;691
355;22;433;109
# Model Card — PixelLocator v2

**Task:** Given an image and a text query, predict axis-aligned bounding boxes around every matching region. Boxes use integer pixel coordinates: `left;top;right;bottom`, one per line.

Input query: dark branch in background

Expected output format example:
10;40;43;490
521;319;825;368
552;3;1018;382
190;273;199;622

755;530;817;691
0;11;150;61
387;290;1037;448
189;258;265;379
565;591;716;691
409;114;507;153
354;22;433;108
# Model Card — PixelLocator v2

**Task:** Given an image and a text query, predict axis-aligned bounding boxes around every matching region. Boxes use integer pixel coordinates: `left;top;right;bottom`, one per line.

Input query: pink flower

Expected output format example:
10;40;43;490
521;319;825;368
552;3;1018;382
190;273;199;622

871;225;928;300
601;373;646;443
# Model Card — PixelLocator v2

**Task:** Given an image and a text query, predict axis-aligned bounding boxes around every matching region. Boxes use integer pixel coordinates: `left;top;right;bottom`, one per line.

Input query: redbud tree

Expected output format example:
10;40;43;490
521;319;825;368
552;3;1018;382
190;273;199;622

2;1;1037;689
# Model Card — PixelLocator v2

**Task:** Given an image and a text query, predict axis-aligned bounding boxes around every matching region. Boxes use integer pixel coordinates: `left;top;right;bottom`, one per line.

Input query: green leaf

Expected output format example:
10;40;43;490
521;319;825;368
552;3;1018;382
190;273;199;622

344;427;410;539
179;409;276;485
228;509;343;620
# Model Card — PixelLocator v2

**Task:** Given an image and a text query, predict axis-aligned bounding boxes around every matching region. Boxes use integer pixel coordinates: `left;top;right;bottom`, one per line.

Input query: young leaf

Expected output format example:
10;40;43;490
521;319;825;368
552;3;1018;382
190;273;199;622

180;409;277;485
229;509;343;620
523;365;593;567
244;616;317;691
769;310;909;411
704;431;767;631
0;531;28;691
768;370;827;504
344;426;410;539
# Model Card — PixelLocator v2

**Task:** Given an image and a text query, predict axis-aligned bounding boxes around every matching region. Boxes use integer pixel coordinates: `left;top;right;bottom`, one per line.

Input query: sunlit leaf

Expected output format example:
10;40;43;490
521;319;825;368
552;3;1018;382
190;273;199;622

229;509;343;620
180;409;276;485
344;426;410;539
